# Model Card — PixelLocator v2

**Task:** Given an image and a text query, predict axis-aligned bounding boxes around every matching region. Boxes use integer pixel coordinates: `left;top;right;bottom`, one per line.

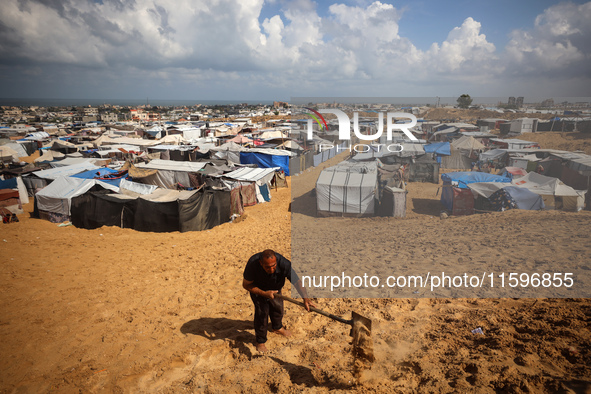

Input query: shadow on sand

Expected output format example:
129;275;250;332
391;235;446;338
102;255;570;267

181;317;255;359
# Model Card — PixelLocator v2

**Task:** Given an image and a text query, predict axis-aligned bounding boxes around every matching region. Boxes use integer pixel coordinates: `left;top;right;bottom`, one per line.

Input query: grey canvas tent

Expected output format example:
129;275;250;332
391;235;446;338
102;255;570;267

316;161;377;217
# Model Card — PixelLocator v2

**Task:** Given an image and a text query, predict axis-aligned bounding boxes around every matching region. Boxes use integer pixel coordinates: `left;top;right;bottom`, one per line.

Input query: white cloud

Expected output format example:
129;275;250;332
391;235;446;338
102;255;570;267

505;1;591;77
425;17;497;76
0;0;589;98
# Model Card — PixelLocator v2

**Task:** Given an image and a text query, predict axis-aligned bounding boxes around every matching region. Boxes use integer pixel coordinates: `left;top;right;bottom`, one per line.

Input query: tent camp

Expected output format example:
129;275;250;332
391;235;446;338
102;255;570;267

316;161;378;217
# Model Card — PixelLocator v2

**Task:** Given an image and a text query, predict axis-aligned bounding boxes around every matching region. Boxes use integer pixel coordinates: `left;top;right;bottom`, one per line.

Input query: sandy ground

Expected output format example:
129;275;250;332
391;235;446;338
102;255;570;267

1;132;591;393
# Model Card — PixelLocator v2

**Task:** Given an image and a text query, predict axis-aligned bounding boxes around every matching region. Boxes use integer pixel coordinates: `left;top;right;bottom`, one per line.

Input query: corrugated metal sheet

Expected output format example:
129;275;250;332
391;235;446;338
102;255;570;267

220;167;279;182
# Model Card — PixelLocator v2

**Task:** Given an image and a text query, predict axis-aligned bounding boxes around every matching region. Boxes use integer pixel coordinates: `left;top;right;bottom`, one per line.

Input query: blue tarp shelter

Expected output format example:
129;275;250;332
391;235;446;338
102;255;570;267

424;142;451;156
441;172;511;189
240;152;290;175
441;172;511;214
424;142;451;164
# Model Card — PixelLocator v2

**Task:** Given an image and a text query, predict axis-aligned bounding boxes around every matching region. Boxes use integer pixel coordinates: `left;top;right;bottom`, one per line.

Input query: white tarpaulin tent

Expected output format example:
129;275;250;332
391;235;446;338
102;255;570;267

35;176;119;216
512;172;585;210
316;161;377;216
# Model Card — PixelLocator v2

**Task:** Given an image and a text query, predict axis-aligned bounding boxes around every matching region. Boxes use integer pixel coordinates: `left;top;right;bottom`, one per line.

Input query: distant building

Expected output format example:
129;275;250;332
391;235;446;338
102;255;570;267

508;97;516;106
100;113;119;123
541;99;554;108
516;97;524;108
73;106;98;123
273;101;289;108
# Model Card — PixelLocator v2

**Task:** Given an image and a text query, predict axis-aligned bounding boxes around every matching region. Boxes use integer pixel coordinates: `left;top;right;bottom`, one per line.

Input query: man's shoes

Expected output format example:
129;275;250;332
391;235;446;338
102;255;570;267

256;342;268;353
273;327;292;337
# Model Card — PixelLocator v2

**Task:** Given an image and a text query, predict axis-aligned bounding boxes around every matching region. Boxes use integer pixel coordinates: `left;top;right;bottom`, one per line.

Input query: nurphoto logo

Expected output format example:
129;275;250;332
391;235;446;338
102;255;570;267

305;108;418;141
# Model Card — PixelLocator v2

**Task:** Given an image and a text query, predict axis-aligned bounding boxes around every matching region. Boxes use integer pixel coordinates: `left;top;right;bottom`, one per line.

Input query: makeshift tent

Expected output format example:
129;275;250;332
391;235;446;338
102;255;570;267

240;150;290;175
316;161;377;217
35;150;66;162
406;155;440;183
228;135;254;144
440;172;511;215
468;183;545;211
34;176;120;222
212;141;246;164
0;145;19;162
216;167;279;187
22;161;102;196
441;148;472;169
135;159;208;189
208;167;280;206
1;143;28;159
70;185;232;233
258;130;288;139
451;135;486;151
511;172;585;211
479;149;507;164
423;141;451;163
508;153;540;170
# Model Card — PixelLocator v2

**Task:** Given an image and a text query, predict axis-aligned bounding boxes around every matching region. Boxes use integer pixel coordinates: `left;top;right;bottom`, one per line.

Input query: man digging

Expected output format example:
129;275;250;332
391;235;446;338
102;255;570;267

242;249;315;353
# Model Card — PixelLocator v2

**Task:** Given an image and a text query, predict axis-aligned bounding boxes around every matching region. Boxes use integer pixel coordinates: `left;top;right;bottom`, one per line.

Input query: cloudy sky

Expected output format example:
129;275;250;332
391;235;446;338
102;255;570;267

0;0;590;102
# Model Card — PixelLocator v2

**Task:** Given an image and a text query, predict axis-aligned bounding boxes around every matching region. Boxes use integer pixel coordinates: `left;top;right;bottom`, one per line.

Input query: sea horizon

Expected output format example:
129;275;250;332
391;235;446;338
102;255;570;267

0;98;277;107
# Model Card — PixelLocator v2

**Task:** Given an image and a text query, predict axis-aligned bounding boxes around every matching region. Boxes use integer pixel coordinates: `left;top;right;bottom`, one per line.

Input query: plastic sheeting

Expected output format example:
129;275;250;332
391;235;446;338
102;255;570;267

468;183;544;210
119;178;158;196
441;172;511;189
71;167;127;187
240;152;290;175
35;176;119;216
423;142;451;156
504;186;545;210
31;162;100;180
